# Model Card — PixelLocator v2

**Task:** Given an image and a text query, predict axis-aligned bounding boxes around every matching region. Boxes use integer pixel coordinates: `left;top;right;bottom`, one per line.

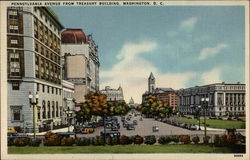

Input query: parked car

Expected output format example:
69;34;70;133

189;124;197;130
126;124;135;130
126;117;131;121
81;125;95;134
133;120;138;125
73;126;84;133
100;130;120;138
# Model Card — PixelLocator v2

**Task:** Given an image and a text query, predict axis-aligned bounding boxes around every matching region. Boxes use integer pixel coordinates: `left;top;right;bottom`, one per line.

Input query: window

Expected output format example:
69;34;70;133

56;88;58;95
12;81;20;90
9;10;18;19
9;25;19;33
42;84;45;92
37;83;39;92
35;43;38;52
10;39;18;44
59;89;61;95
47;86;50;93
11;106;22;121
56;102;59;117
47;101;50;118
42;100;46;119
52;87;54;94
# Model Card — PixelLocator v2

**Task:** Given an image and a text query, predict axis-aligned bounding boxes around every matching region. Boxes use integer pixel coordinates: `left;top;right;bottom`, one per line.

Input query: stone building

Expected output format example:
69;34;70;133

100;86;124;101
142;73;178;109
7;7;64;132
177;82;246;117
62;80;75;125
61;29;100;108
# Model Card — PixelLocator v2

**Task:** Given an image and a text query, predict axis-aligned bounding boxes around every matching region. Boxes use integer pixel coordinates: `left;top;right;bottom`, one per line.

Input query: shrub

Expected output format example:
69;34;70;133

91;136;105;146
144;136;156;145
75;138;91;146
13;138;30;146
112;137;119;145
61;137;75;146
158;136;166;145
214;135;222;147
169;136;179;143
43;133;62;146
179;135;191;144
120;135;129;145
128;136;135;144
235;133;245;144
227;134;236;145
44;131;54;139
105;136;113;145
134;135;143;145
192;136;200;144
203;136;210;144
29;139;42;147
220;135;227;146
8;138;14;146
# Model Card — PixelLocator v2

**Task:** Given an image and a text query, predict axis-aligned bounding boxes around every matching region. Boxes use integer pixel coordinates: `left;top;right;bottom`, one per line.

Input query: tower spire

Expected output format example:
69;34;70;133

148;72;155;93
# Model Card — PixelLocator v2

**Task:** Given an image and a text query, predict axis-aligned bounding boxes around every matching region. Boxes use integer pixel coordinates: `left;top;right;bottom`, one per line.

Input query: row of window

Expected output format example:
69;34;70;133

35;42;60;64
219;107;245;111
34;7;60;35
37;83;61;95
34;16;60;54
40;100;60;119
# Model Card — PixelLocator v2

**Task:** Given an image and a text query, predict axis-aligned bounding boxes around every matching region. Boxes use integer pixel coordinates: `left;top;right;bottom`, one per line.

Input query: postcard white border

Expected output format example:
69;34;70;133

0;1;249;160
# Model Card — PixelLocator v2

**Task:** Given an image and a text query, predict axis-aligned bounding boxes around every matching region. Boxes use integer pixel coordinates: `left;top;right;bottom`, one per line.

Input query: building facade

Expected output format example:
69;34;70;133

62;80;75;125
7;7;64;132
100;86;124;101
61;29;100;106
177;82;246;117
142;73;178;109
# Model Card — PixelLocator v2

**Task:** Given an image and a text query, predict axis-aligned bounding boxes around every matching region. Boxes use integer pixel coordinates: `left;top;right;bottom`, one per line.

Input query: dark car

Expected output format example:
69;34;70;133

73;126;84;133
100;130;120;138
126;124;135;130
133;120;138;125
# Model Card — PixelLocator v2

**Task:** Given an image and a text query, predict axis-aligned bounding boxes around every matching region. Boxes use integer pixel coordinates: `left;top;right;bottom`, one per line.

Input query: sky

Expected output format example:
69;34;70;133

52;6;245;103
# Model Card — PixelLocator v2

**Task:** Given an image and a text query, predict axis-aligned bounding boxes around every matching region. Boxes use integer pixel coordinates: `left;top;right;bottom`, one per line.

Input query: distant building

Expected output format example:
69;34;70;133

61;29;100;107
62;80;75;125
177;82;246;117
142;73;178;109
7;7;64;132
100;86;124;101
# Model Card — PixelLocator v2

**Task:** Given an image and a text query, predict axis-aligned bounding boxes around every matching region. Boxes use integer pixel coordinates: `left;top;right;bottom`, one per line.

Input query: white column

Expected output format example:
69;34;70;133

223;92;226;106
214;92;217;106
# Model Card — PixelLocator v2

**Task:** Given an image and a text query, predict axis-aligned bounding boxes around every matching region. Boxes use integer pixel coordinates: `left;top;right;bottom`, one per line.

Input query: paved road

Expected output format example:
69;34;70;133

76;115;246;138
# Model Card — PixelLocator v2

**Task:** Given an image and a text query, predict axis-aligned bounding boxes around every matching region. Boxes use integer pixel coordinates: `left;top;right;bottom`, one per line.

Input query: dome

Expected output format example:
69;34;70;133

61;29;87;44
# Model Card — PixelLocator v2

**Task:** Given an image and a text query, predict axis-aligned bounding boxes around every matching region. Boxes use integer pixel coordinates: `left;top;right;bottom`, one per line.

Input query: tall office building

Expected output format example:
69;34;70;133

7;7;64;132
61;29;100;107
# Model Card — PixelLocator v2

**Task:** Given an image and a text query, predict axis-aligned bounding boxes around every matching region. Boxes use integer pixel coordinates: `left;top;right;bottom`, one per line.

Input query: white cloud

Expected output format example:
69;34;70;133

100;41;197;103
198;43;228;60
201;67;223;84
180;17;198;28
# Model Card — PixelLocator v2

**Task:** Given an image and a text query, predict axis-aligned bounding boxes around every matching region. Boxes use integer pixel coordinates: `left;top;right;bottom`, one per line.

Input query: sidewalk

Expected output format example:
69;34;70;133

26;126;74;136
195;125;245;132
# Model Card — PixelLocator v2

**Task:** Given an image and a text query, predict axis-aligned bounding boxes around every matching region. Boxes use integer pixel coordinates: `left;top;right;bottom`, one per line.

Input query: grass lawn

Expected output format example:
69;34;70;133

176;118;245;129
8;144;245;154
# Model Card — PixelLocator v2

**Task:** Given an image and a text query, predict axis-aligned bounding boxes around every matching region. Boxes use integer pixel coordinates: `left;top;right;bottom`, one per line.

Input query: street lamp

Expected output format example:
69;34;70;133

63;107;73;132
201;97;209;137
197;105;201;130
29;91;39;139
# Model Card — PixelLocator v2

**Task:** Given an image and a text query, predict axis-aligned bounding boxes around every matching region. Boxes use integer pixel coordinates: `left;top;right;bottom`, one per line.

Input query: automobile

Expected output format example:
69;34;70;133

81;125;95;134
111;124;120;131
133;120;138;125
189;124;197;130
73;126;84;133
123;121;128;128
8;127;16;133
100;130;120;138
126;124;135;130
152;126;159;132
57;132;76;138
139;117;143;121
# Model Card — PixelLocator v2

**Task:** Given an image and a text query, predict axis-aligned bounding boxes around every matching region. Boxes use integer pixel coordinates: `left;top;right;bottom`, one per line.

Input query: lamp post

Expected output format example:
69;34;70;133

197;105;201;130
64;107;73;132
201;97;209;137
29;92;39;139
